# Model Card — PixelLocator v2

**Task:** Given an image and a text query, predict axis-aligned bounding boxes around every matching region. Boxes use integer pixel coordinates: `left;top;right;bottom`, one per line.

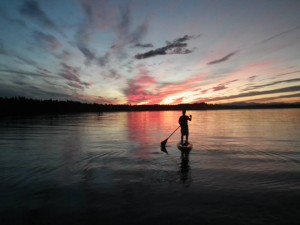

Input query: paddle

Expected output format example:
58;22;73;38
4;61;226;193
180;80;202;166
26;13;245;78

160;126;180;148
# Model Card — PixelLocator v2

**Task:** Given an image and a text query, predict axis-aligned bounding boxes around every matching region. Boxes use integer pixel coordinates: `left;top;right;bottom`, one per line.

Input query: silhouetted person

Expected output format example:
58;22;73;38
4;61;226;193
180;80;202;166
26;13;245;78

178;110;192;145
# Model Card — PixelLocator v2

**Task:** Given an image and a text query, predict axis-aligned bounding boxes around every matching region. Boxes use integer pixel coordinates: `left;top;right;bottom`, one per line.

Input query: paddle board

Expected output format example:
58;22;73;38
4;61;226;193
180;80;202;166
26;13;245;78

177;142;193;152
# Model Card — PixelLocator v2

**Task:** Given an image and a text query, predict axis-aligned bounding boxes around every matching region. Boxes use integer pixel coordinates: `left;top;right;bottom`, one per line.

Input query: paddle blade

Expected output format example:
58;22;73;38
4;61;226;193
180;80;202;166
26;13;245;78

161;146;168;154
160;138;168;147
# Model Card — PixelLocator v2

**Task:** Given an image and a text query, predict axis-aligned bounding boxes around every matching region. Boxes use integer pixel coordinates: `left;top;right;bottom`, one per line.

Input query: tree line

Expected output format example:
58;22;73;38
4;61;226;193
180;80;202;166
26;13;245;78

0;96;299;115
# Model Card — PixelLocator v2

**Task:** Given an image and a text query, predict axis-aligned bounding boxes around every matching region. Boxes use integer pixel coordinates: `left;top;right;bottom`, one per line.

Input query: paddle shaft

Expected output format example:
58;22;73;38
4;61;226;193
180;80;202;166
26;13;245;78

161;126;180;147
166;126;180;140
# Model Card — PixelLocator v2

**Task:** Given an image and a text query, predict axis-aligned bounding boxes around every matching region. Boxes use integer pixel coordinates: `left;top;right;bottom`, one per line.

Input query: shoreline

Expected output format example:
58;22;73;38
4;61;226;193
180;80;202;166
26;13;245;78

1;97;300;115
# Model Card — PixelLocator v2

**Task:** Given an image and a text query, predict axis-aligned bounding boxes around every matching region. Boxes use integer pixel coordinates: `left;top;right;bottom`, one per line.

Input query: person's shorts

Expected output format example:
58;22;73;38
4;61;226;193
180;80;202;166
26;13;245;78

181;127;189;135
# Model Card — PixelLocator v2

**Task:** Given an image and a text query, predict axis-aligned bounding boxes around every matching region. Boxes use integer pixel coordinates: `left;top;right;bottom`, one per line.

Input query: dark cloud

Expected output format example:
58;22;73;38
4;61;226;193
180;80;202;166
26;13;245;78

135;35;196;59
33;31;62;52
212;80;238;92
173;35;195;43
133;43;153;48
19;0;63;35
262;25;300;43
135;48;166;59
207;51;238;65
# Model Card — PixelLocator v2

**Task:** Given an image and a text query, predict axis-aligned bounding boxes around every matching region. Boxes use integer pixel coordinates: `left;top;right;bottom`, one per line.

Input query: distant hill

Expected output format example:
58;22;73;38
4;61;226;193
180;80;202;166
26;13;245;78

0;97;299;115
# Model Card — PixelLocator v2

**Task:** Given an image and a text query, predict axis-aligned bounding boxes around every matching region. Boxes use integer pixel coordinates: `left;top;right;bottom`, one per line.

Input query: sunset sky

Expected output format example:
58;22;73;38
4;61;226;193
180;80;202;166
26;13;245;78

1;0;300;105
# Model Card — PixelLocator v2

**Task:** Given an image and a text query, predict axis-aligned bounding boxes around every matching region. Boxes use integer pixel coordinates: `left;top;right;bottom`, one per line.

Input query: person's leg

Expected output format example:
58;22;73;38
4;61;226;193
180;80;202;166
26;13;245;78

185;128;189;144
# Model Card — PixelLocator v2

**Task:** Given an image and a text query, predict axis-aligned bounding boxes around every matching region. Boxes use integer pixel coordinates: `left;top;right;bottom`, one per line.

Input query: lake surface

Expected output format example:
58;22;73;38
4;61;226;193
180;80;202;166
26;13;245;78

1;109;300;225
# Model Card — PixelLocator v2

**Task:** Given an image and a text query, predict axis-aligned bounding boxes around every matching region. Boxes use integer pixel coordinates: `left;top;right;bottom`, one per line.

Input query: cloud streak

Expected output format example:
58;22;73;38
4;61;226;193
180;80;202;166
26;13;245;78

245;77;300;91
0;69;57;78
19;0;63;35
202;85;300;103
262;25;300;43
207;51;238;65
60;63;91;90
74;1;150;67
211;80;238;92
33;31;62;52
133;43;153;48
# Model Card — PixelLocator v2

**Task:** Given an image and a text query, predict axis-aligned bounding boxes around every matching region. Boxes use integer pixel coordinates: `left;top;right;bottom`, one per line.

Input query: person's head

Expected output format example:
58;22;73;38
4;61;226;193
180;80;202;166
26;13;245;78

182;110;186;115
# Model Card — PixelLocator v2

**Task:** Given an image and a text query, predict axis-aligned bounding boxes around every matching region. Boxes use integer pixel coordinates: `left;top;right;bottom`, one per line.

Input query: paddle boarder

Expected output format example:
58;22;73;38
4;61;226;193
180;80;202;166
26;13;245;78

178;110;192;145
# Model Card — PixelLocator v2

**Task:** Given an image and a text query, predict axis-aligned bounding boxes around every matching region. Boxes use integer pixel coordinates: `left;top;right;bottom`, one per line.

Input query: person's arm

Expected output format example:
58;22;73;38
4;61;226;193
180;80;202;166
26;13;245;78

188;115;192;121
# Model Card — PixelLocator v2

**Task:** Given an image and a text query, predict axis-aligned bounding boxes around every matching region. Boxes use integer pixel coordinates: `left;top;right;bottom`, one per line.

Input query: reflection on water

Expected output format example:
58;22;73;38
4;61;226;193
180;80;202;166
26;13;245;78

179;150;191;186
0;109;300;224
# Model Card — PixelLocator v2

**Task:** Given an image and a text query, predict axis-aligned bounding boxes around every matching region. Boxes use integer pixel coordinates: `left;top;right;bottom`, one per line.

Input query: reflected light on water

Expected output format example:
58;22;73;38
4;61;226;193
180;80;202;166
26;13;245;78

127;111;182;147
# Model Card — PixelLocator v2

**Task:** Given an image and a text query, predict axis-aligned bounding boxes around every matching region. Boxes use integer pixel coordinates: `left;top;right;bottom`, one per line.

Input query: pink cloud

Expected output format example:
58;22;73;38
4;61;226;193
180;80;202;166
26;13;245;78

124;68;158;104
124;68;206;104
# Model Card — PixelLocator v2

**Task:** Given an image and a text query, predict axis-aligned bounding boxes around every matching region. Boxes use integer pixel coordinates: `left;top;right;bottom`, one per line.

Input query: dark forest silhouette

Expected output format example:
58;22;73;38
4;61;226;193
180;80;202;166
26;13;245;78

0;96;299;115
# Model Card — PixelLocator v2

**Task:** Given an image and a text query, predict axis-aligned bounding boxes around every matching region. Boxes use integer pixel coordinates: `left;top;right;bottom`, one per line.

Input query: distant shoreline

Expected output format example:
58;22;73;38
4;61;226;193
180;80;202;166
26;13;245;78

1;97;300;115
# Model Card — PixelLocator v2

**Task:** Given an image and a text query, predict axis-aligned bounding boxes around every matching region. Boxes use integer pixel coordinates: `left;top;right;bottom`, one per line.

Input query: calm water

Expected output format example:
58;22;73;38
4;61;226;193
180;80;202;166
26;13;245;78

0;109;300;224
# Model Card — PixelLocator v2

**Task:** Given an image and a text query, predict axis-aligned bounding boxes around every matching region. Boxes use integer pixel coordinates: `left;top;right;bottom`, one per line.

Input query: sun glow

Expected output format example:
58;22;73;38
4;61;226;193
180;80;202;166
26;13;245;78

160;97;175;105
137;101;149;105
